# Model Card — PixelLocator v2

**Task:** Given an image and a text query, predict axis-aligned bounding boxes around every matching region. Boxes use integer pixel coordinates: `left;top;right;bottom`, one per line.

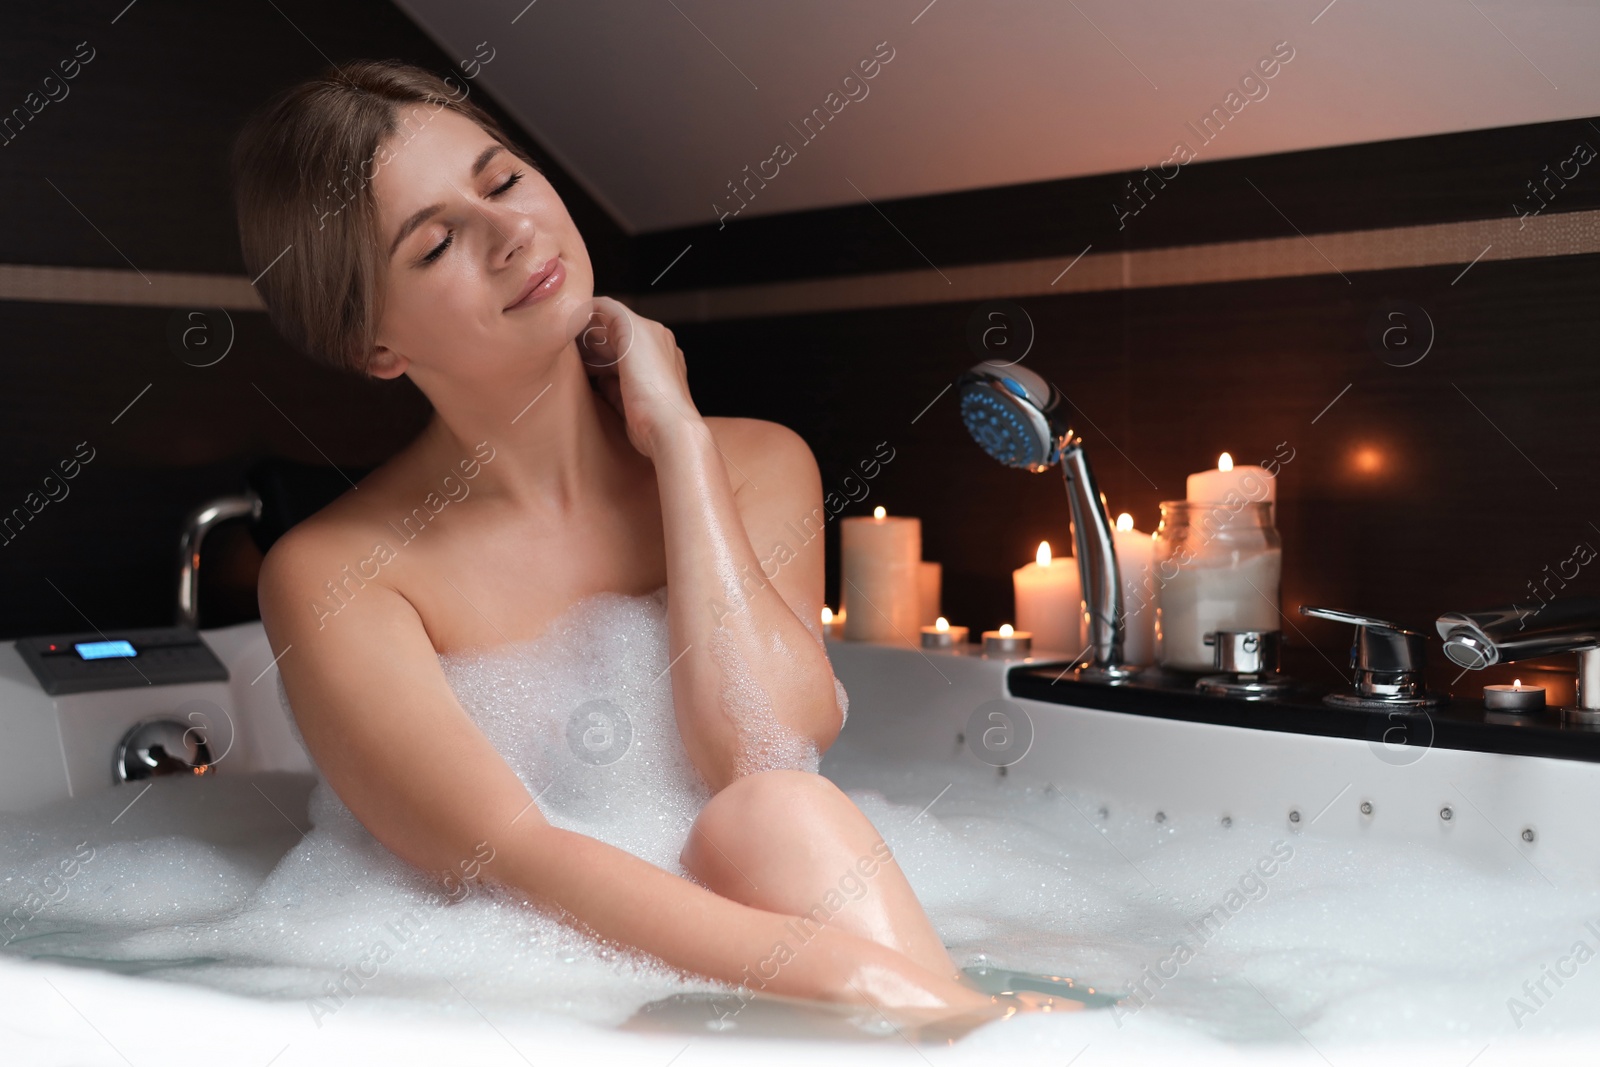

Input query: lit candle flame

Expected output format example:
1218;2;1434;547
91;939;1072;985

1116;512;1134;532
935;616;949;632
1218;452;1234;472
820;606;833;625
1037;540;1052;566
1514;678;1521;688
999;623;1014;637
873;505;886;519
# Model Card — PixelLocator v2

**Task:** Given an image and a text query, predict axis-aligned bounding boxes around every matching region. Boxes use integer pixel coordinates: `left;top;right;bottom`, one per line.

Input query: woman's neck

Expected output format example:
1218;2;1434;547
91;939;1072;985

413;341;638;513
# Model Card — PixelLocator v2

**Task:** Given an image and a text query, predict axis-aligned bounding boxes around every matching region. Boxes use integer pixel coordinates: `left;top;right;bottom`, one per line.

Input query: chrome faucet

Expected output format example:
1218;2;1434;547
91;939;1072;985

1436;597;1600;722
956;362;1133;681
176;491;261;630
1300;605;1441;708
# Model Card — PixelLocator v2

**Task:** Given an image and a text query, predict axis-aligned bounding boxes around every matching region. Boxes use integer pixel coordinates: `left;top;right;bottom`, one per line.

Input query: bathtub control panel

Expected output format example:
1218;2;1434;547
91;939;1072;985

15;626;229;695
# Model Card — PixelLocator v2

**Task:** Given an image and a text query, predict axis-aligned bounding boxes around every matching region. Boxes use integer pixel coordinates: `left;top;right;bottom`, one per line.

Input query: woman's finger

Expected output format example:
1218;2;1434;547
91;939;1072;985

578;297;635;368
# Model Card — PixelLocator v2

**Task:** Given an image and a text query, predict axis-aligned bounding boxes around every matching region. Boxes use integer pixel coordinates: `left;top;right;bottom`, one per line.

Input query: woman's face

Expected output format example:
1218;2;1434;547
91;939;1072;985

367;106;594;383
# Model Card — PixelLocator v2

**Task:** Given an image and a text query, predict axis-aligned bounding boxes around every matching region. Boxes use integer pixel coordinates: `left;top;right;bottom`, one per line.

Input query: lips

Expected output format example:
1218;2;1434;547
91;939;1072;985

505;256;565;311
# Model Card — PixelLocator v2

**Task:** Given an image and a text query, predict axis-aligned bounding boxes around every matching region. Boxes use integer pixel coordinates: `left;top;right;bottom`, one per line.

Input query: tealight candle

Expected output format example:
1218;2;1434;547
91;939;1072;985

1484;678;1545;712
918;561;942;626
1186;451;1276;505
920;616;970;651
840;506;921;644
1013;540;1084;657
820;606;844;640
982;623;1032;656
1112;512;1156;665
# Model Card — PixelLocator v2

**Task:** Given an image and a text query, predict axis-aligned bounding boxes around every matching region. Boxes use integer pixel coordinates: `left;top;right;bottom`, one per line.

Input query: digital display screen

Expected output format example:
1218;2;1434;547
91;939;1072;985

74;640;138;661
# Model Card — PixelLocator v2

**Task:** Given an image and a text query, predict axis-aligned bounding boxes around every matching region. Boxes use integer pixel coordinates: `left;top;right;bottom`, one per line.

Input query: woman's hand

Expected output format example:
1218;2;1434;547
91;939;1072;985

889;988;1089;1042
575;295;701;459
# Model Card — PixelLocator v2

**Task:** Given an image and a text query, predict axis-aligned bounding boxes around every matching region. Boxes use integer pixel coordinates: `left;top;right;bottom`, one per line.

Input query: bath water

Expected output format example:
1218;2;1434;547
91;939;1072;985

1;586;1597;1056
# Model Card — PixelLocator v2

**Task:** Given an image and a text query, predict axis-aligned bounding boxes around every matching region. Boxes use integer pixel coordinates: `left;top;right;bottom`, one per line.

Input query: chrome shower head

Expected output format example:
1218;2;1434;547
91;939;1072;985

956;362;1073;472
954;360;1133;677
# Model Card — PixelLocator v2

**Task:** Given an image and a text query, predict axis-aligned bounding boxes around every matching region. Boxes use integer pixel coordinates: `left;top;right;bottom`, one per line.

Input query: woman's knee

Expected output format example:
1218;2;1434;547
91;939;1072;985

680;769;849;879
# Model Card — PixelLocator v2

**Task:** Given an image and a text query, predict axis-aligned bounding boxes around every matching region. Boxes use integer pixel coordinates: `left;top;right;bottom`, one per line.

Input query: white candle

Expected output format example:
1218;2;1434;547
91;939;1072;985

820;605;843;640
1154;549;1283;669
1112;512;1156;665
918;561;942;626
1483;678;1545;712
1013;540;1084;657
840;506;921;644
1186;452;1275;505
982;622;1033;656
920;616;970;650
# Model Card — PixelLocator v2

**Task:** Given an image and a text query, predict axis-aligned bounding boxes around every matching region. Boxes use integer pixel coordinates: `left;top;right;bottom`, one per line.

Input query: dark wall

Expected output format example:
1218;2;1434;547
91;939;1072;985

654;116;1600;687
0;1;628;639
678;252;1600;661
3;4;1597;710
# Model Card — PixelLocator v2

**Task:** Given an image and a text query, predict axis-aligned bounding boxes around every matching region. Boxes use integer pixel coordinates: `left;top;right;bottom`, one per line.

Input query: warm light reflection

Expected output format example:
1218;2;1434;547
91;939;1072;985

1116;512;1134;532
1218;452;1234;472
1352;445;1385;475
1037;540;1052;566
999;623;1015;637
935;616;949;632
820;606;833;625
873;505;886;519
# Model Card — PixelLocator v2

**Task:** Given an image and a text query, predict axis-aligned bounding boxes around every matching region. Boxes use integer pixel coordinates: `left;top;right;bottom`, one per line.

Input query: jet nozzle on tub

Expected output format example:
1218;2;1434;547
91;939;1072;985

956;362;1132;682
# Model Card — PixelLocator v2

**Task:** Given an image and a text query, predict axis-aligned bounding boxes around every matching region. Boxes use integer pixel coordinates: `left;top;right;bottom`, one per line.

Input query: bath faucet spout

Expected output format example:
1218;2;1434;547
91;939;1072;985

1436;596;1600;722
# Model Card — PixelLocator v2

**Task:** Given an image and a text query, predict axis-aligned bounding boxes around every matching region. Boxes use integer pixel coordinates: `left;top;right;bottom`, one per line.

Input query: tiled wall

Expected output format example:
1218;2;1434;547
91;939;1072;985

3;0;1596;706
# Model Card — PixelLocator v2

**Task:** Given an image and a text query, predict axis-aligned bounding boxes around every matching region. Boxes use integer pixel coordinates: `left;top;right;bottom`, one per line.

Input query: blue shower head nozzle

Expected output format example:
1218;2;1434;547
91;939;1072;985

955;362;1070;472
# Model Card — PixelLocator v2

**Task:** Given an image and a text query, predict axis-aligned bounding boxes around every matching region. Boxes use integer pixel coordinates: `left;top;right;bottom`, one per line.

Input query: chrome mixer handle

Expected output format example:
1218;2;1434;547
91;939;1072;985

1298;604;1437;708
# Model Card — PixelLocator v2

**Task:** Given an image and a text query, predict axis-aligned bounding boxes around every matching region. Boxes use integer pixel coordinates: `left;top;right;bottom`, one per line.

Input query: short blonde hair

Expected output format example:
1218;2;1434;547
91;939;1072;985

230;59;543;376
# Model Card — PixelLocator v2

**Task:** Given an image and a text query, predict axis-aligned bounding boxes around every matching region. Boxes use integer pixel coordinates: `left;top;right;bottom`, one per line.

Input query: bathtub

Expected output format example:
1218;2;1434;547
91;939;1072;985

2;621;1598;1065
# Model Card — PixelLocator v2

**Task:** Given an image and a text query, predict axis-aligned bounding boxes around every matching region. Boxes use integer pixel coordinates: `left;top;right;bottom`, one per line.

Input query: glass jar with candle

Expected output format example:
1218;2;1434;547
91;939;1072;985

1152;500;1281;670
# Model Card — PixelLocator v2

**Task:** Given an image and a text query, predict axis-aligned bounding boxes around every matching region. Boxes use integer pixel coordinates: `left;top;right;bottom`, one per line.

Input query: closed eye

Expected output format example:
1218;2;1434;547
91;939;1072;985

419;170;526;265
493;171;525;197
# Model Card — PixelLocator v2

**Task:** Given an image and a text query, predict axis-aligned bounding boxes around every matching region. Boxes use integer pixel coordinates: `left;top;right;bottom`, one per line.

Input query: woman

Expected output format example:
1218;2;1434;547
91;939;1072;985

234;59;1063;1032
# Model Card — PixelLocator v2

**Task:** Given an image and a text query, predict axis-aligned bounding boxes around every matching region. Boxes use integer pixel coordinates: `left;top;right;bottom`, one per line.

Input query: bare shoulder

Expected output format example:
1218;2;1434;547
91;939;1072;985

254;456;424;630
702;417;820;496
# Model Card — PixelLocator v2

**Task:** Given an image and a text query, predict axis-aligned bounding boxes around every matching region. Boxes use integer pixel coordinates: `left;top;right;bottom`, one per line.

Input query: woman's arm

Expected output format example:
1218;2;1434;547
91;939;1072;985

581;297;841;792
256;526;990;1018
655;421;841;790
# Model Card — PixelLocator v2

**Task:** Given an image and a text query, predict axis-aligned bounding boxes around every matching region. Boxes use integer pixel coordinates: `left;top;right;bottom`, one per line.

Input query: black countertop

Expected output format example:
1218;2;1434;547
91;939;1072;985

1006;645;1600;765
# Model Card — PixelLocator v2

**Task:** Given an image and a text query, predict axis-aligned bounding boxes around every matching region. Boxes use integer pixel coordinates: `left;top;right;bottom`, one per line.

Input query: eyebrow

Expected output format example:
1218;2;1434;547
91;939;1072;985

387;143;507;259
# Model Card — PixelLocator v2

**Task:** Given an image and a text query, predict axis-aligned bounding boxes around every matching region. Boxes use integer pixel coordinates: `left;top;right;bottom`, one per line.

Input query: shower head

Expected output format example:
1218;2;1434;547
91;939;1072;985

956;363;1074;472
954;360;1132;678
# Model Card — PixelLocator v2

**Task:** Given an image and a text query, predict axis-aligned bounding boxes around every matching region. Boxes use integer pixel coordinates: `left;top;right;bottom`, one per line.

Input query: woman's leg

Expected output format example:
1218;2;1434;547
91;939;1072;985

679;768;958;980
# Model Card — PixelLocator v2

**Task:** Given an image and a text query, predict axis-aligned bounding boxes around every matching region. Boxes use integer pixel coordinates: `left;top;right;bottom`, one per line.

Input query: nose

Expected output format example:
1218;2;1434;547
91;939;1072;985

492;204;537;269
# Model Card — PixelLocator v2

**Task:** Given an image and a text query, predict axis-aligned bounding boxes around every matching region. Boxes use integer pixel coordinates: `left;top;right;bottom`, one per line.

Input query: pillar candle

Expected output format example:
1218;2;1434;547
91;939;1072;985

1112;513;1156;665
1186;452;1275;505
840;507;921;643
918;561;942;626
1012;540;1083;656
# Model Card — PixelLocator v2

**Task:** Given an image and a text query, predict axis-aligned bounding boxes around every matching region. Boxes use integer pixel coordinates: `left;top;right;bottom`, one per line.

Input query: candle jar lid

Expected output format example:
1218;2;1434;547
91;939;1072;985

1204;629;1282;674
